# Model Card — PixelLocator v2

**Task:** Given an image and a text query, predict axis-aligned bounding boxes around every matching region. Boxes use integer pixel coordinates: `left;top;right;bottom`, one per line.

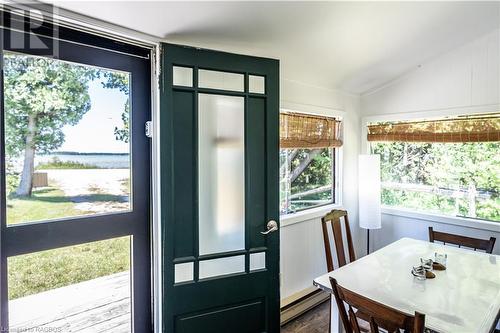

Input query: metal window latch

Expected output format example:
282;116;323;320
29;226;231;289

145;121;153;138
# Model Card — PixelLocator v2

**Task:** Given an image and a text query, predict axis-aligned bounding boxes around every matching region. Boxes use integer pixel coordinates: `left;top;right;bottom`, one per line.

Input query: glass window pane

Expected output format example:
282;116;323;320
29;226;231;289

249;75;265;94
372;141;500;222
173;66;193;87
199;255;245;279
198;69;244;92
4;52;132;225
198;94;245;255
280;148;334;215
250;252;266;271
8;237;131;332
175;262;194;284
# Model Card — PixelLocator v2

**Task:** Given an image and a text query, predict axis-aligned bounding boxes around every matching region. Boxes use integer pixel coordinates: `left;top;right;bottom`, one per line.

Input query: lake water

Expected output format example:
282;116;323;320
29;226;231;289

35;153;129;169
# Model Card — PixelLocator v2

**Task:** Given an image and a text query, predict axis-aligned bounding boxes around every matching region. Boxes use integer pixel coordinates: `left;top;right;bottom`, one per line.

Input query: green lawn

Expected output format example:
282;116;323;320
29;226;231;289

7;187;130;300
7;187;80;225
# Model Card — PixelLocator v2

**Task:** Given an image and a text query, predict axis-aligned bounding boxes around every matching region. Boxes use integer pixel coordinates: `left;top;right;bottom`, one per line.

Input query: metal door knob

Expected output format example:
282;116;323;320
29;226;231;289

261;220;278;235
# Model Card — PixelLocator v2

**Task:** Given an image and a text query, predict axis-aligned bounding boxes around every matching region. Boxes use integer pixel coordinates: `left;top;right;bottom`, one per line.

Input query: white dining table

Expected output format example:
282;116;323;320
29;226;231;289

313;237;500;333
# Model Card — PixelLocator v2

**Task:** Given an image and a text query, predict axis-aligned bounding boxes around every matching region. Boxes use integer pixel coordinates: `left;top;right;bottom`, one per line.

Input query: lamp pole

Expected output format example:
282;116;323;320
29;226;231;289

367;229;370;255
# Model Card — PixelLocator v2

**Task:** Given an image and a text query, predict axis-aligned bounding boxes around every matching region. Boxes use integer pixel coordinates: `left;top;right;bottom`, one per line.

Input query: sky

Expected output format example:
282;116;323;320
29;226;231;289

58;77;130;154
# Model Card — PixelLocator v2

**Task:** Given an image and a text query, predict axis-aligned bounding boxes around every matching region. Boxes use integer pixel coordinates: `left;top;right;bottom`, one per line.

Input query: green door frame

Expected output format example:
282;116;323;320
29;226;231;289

160;43;280;332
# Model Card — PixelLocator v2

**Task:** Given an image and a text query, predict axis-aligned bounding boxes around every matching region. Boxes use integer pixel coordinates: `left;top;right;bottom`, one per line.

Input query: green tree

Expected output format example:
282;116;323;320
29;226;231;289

373;141;499;221
4;54;97;196
280;148;333;213
290;148;332;192
101;72;130;143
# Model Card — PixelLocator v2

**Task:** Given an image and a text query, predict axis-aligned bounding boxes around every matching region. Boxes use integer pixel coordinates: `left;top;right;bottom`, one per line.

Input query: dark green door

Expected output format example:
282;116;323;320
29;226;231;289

160;43;280;333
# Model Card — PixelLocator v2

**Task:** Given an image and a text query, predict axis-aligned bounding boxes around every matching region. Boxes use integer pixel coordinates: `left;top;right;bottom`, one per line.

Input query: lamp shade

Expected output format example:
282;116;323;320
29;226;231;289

358;154;382;230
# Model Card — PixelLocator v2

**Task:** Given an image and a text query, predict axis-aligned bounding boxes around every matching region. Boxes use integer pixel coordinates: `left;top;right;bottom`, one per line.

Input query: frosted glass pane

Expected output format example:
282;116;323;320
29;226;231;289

250;252;266;271
249;75;265;94
199;255;245;279
198;93;245;255
175;262;194;283
198;69;244;92
173;66;193;87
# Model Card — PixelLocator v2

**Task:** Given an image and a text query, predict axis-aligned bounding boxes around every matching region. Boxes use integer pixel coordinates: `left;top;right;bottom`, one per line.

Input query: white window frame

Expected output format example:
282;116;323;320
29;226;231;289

280;102;344;225
361;104;500;233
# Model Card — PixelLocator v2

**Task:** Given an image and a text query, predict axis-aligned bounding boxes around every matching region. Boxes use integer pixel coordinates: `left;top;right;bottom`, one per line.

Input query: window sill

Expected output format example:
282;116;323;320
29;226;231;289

280;204;343;227
381;206;500;233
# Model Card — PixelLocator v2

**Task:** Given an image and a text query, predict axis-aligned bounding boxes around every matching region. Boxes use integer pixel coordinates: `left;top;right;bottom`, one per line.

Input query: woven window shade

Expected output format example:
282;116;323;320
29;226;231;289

367;114;500;143
280;112;342;148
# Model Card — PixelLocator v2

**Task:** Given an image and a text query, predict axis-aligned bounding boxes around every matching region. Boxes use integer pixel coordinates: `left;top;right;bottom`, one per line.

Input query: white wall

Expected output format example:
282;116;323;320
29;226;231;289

360;28;500;255
373;211;500;255
279;79;362;302
279;26;500;304
362;28;499;116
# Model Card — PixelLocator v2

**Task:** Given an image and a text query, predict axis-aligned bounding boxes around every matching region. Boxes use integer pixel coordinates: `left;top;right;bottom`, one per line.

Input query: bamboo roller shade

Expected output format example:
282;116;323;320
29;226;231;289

367;114;500;143
280;112;342;148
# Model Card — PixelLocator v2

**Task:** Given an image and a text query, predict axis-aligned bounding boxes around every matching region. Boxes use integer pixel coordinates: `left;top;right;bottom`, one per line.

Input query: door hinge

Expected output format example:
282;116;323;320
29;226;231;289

145;121;153;138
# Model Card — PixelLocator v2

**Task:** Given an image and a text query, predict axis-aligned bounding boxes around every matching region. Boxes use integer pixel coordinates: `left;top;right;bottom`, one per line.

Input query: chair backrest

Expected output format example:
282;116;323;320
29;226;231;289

321;209;355;272
330;277;425;333
428;227;496;254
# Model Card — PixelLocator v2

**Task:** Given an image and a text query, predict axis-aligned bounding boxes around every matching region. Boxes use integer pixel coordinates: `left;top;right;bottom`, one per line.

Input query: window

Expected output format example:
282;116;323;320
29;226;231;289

368;115;499;223
280;148;334;214
279;112;342;215
4;52;132;226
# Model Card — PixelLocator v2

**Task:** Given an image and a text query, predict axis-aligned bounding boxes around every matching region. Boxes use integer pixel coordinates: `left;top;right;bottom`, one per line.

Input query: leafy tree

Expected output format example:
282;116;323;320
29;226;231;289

290;148;332;192
101;72;130;143
4;54;98;196
372;141;499;222
280;148;333;213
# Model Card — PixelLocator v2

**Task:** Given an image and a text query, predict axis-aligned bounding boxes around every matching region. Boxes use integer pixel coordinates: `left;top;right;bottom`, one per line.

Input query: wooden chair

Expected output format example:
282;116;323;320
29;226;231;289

330;277;426;333
321;209;356;272
428;227;496;254
322;210;368;333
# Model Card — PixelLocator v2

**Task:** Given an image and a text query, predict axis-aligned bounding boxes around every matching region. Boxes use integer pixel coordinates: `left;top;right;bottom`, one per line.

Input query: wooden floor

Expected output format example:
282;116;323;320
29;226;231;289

9;271;328;333
281;301;330;333
9;271;131;333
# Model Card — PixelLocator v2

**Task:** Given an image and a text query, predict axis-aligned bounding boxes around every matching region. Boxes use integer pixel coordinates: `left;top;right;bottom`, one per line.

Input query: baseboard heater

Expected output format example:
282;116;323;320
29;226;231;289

280;288;330;325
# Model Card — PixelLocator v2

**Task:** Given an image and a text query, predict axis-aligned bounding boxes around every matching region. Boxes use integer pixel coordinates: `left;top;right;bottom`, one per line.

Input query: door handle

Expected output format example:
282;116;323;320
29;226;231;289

261;220;278;235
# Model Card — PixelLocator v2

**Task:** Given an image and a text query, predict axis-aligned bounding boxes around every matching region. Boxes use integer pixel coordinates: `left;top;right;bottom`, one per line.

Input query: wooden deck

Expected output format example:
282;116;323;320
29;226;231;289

9;271;131;333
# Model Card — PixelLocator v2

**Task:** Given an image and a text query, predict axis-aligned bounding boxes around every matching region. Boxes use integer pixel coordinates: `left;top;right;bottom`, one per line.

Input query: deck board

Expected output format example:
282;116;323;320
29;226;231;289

9;271;131;332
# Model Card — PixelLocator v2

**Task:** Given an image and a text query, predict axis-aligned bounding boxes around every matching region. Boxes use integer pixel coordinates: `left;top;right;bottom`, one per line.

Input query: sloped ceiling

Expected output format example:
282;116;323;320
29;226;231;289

50;1;500;94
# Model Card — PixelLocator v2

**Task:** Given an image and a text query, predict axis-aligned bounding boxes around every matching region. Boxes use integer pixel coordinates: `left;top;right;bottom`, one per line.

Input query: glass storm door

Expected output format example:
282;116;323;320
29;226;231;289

0;13;152;333
161;44;280;332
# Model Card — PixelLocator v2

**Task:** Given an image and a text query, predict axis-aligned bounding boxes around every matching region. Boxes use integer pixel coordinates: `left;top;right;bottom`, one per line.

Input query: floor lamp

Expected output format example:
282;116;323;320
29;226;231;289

358;154;382;255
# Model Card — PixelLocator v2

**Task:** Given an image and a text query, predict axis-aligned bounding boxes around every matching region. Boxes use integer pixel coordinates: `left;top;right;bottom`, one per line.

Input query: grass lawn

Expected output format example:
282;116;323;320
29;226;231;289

7;187;81;225
7;187;130;300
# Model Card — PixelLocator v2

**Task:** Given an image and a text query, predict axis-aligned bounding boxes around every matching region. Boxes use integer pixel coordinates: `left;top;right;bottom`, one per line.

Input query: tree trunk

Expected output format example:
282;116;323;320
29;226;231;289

16;115;36;196
290;149;322;183
280;149;299;176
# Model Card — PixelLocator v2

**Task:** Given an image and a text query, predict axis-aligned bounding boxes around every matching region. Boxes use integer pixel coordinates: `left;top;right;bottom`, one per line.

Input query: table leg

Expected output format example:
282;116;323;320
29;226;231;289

330;295;344;333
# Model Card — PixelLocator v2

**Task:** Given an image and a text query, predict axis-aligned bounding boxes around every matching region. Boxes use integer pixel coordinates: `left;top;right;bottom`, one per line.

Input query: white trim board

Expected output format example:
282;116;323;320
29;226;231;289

360;104;500;154
382;207;500;233
281;101;345;119
361;103;500;123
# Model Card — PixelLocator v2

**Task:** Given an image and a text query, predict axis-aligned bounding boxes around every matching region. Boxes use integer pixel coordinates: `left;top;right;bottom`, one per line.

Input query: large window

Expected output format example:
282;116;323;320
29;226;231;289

279;112;341;215
280;148;334;214
369;115;499;223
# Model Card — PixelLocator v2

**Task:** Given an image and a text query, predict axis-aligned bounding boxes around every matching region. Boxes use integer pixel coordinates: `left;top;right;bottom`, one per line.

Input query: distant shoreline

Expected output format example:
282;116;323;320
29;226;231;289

34;153;130;169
